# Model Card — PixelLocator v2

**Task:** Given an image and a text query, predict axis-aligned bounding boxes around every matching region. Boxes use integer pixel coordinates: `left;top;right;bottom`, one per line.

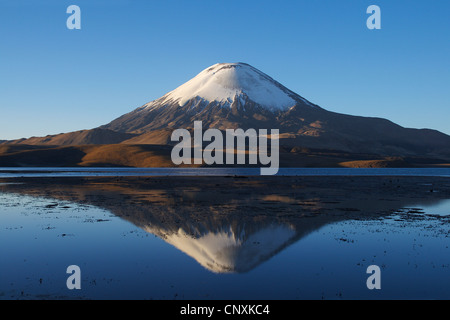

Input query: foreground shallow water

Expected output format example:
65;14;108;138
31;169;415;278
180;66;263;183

0;176;449;299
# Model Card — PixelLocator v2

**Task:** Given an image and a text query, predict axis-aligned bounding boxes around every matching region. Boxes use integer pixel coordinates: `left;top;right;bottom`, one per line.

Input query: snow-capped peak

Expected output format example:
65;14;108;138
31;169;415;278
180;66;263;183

157;63;307;111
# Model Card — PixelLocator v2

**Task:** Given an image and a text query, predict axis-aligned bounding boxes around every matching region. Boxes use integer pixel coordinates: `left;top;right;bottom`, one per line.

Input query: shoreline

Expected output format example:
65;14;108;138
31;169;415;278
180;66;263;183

2;167;450;180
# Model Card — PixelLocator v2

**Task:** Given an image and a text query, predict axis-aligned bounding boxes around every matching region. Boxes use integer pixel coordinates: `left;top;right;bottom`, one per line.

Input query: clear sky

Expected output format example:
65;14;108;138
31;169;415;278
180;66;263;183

1;0;449;140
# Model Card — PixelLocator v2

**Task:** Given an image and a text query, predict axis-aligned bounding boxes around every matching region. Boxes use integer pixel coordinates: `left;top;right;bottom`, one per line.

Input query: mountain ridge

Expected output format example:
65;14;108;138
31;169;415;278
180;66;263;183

2;62;450;164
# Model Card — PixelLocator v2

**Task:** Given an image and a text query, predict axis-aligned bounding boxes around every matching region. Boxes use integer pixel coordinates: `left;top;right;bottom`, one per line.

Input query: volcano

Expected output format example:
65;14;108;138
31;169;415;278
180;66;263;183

102;62;318;134
2;62;450;167
103;62;450;158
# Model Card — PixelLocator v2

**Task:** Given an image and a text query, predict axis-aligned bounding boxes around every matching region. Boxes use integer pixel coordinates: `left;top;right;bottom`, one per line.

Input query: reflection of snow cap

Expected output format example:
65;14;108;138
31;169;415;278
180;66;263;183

144;224;296;273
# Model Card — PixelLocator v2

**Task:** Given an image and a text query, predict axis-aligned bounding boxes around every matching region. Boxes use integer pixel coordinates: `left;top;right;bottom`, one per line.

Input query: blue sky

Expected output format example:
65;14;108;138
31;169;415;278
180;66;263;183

1;0;449;140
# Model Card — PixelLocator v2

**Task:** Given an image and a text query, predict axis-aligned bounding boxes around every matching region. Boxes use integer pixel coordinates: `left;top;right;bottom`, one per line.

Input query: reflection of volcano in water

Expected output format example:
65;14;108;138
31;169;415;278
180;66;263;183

119;196;343;273
1;176;447;273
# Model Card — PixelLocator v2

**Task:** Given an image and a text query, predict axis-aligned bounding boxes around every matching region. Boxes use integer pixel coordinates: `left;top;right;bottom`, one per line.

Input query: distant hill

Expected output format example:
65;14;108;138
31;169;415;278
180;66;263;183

2;128;137;146
0;144;448;168
0;144;176;167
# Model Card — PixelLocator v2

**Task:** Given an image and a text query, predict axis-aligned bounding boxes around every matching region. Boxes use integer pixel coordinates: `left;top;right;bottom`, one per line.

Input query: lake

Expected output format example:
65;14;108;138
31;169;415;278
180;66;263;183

2;167;450;178
0;173;449;299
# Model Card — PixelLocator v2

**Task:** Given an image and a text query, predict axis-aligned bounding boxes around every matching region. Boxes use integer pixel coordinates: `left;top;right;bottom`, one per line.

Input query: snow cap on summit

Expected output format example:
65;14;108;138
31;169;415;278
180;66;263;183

162;62;302;111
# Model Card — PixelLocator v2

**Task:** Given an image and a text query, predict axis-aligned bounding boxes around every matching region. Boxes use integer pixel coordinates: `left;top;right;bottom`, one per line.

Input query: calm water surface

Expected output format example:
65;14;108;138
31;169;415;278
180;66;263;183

2;167;450;178
0;173;449;299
